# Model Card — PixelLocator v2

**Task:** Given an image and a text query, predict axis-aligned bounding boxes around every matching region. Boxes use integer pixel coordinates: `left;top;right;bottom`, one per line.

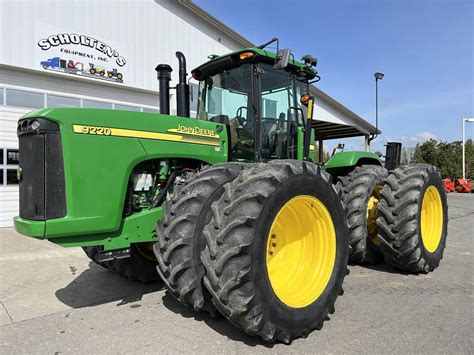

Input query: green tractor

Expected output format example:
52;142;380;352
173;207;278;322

15;39;448;343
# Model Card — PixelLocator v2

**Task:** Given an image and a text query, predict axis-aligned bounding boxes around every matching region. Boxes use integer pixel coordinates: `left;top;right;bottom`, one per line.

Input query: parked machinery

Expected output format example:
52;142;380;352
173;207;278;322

443;178;456;193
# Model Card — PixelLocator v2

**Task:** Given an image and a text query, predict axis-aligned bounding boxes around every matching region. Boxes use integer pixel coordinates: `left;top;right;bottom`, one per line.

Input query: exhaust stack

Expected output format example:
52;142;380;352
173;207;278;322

175;51;190;118
155;64;172;115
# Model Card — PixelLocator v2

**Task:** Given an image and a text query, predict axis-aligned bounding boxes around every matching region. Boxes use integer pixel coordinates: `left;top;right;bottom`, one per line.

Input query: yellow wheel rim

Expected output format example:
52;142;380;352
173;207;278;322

266;195;336;308
367;186;382;246
420;185;443;253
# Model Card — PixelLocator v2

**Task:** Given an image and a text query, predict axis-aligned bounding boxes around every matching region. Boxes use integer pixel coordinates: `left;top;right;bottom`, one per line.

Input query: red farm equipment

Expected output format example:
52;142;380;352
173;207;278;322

456;178;472;193
443;178;455;193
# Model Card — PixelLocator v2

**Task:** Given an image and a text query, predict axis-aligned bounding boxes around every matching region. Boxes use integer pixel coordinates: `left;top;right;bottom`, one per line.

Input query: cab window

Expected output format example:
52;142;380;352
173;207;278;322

197;64;255;161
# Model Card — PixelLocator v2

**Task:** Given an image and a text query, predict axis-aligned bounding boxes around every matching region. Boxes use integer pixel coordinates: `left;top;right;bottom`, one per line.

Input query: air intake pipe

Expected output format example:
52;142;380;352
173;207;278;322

155;64;172;115
175;51;190;118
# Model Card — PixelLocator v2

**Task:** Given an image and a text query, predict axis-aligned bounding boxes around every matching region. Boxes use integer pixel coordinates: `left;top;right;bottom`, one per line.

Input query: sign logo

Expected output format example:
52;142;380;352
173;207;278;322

36;31;127;84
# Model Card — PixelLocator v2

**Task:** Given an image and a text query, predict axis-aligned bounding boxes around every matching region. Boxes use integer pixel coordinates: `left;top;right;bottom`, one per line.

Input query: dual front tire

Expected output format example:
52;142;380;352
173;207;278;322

155;160;350;343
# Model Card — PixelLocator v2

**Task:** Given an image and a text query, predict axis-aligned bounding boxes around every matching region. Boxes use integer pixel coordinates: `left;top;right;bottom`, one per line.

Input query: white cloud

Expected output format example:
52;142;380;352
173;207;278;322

400;131;437;144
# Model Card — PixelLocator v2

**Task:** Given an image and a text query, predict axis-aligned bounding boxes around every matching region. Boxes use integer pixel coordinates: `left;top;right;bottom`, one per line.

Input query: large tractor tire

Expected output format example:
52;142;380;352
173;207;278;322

154;163;247;315
82;243;160;283
201;160;350;343
337;165;388;264
377;165;448;273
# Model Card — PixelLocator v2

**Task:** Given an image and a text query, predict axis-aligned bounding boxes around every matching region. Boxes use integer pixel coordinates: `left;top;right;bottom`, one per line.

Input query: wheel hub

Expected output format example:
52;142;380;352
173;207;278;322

420;185;443;253
266;195;336;308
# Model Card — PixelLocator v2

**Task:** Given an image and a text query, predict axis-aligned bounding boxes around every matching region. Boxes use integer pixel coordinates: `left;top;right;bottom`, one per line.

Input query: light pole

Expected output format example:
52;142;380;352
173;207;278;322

462;118;474;179
374;72;384;139
368;72;384;144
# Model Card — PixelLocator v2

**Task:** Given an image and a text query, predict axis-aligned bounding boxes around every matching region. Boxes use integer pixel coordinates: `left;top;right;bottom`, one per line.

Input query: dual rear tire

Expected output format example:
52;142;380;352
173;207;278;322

337;164;447;273
377;165;448;273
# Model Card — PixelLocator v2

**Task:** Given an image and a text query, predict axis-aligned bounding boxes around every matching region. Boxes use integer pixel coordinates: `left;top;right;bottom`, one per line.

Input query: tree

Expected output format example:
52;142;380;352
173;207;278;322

410;139;473;178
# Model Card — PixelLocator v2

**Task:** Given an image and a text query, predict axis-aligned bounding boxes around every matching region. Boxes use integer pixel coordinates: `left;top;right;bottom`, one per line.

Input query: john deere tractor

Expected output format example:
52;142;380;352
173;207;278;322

15;39;448;343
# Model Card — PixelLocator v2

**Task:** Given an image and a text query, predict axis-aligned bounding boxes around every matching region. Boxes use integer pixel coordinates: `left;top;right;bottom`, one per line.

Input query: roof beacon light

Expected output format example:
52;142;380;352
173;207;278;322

239;52;255;60
300;94;311;105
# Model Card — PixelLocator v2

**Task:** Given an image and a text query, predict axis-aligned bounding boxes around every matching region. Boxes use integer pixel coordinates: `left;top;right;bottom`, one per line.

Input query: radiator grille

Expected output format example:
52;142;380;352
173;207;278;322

18;119;66;220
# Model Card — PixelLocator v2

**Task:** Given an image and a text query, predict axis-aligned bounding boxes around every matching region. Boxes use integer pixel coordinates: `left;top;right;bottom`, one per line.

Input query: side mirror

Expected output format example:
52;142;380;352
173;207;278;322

274;49;291;69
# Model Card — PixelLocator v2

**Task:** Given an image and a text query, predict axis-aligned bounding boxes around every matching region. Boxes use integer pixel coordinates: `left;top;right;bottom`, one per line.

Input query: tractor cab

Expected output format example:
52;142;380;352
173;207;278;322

191;45;318;162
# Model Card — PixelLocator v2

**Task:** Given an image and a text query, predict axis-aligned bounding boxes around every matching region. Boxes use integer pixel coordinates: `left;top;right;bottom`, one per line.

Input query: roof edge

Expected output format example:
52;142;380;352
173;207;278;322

177;1;254;48
310;86;380;135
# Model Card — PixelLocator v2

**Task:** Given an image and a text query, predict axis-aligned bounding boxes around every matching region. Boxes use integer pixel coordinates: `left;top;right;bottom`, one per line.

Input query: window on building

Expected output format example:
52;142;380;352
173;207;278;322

7;149;19;165
115;104;141;111
6;89;44;109
47;94;81;108
0;88;4;105
83;100;113;109
6;170;17;185
1;148;19;186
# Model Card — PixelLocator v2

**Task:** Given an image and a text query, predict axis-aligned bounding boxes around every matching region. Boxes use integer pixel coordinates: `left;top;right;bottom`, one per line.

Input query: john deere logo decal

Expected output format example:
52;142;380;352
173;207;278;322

167;125;219;138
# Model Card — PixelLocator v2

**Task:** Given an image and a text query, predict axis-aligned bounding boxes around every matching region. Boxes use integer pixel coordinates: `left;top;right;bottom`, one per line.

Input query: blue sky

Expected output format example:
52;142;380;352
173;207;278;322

195;0;473;151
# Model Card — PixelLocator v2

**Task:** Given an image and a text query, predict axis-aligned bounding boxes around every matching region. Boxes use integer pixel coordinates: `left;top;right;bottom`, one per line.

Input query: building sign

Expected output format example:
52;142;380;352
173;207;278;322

35;24;128;84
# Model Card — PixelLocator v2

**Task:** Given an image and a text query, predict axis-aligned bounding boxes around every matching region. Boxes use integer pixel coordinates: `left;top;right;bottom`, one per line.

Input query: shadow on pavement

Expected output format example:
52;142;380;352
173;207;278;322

55;261;163;308
161;292;275;348
351;261;410;275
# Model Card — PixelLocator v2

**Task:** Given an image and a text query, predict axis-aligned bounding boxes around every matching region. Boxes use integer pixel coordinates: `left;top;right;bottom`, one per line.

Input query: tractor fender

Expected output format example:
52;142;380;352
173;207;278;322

324;151;382;179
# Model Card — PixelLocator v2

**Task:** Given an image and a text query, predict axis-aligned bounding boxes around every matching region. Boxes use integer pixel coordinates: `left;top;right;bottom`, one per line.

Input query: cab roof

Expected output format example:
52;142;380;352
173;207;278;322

191;47;317;81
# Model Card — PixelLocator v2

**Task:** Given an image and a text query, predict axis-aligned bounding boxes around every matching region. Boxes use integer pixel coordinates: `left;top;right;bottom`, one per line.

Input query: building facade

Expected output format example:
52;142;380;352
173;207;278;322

0;0;376;227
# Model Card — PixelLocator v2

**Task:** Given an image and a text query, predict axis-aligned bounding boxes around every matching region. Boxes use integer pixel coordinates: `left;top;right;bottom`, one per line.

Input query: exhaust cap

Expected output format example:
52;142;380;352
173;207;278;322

155;64;173;115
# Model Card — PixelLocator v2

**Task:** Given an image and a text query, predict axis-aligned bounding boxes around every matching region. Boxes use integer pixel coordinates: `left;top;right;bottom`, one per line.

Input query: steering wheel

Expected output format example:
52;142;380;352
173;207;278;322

235;106;248;126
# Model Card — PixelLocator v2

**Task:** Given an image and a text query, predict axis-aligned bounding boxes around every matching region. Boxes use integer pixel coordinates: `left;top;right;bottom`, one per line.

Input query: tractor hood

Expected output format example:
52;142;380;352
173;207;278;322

16;108;228;239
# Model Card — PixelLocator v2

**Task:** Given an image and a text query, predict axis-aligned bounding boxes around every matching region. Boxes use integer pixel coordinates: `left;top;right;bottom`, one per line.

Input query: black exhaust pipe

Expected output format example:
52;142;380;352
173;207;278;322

175;51;190;118
155;64;172;115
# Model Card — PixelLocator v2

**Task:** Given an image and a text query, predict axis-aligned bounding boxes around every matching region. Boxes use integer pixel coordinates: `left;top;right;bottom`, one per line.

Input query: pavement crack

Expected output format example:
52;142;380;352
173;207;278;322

1;301;14;322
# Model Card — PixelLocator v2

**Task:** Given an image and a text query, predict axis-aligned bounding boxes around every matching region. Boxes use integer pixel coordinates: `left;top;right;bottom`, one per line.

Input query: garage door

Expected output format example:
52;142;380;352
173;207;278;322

0;106;28;227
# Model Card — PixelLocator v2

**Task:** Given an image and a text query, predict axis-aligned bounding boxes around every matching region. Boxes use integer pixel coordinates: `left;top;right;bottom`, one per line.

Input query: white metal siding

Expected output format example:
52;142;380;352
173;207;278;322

0;106;26;149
